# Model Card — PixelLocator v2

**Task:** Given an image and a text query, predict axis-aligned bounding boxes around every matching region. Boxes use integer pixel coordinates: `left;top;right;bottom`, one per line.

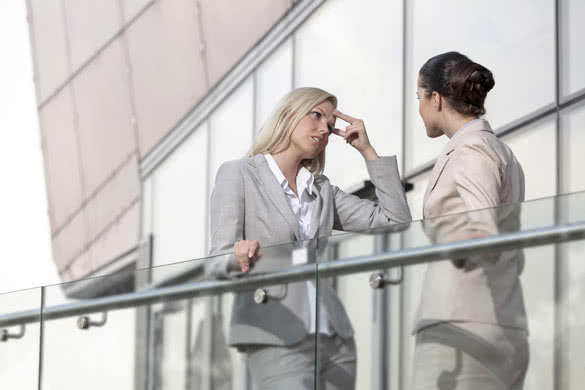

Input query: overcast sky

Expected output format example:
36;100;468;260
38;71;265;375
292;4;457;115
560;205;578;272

0;2;59;296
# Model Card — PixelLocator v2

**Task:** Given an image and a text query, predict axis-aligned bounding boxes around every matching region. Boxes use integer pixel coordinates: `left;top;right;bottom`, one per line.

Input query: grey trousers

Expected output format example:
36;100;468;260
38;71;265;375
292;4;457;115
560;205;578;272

246;334;356;390
411;322;529;390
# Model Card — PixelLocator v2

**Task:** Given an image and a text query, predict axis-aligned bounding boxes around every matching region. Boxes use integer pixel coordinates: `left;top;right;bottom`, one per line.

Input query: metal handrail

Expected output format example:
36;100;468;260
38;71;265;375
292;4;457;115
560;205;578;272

0;221;584;328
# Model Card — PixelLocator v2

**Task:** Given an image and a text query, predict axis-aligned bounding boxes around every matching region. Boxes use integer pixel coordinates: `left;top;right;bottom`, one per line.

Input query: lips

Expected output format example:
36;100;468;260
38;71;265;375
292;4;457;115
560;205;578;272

311;136;321;144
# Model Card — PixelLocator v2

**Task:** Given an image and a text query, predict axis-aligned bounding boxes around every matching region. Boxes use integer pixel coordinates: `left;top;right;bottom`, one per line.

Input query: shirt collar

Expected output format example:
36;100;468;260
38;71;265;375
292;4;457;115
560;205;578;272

264;154;314;195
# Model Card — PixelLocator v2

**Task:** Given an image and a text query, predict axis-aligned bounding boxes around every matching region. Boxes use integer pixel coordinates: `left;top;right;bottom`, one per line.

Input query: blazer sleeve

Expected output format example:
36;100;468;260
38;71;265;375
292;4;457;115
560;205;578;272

450;141;502;267
453;141;501;211
207;161;246;279
333;155;411;232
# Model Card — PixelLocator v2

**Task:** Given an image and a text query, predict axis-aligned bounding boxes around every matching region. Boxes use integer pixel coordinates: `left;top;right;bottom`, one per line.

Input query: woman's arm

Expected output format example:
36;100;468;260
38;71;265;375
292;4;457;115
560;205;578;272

332;156;411;231
330;110;412;231
447;139;503;268
207;161;246;278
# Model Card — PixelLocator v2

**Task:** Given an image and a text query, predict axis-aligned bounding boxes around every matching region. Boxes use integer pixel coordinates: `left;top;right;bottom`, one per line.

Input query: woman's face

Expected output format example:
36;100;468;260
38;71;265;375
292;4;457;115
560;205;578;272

290;100;336;159
417;75;443;138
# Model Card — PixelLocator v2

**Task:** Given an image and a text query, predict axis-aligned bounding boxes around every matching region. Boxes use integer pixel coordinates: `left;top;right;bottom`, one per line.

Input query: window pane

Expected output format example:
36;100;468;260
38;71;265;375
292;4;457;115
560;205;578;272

560;102;585;389
405;0;555;171
502;116;557;200
294;0;405;188
152;123;209;269
208;77;254;186
561;101;585;193
255;38;293;133
502;117;557;389
561;0;585;97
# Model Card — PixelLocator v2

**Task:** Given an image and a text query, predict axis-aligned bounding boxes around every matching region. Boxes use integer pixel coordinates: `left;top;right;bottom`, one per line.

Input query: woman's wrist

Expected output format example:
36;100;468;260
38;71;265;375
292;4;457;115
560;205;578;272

361;145;378;160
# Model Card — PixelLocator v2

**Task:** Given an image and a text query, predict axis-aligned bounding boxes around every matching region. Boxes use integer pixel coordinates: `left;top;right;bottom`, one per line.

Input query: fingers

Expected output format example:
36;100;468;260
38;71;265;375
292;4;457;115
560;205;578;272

344;127;360;144
332;128;345;137
333;110;357;124
248;240;259;258
233;240;261;273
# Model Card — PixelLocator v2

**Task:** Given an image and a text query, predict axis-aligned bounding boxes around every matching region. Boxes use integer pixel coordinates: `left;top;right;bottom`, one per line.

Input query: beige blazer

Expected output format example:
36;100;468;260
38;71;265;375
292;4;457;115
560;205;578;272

415;119;528;333
208;154;411;347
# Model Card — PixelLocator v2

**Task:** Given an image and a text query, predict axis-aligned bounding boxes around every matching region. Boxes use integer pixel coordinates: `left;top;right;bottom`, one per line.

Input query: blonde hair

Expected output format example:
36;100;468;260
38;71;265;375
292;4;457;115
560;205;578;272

248;87;337;176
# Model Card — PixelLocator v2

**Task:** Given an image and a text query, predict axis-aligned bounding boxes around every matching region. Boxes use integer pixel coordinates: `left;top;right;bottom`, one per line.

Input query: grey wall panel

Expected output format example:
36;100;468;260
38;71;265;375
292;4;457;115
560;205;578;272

73;36;136;195
52;209;88;275
200;0;291;87
125;0;208;156
39;86;84;232
29;0;70;102
84;155;140;244
90;201;140;273
62;0;123;71
121;0;152;23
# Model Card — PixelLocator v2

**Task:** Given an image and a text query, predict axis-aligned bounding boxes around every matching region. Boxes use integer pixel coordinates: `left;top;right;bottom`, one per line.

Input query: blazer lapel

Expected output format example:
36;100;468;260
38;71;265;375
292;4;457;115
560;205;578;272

251;155;301;240
423;151;452;207
309;185;322;239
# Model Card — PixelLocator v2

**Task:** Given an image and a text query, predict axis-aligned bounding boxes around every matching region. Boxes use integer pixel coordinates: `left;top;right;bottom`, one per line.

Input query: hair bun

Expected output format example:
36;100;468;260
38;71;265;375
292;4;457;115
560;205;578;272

451;62;494;115
466;66;495;98
419;51;494;117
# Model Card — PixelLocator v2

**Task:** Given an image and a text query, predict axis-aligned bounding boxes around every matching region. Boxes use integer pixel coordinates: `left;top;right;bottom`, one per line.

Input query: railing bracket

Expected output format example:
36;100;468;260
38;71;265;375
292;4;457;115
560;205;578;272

77;312;108;330
1;324;26;342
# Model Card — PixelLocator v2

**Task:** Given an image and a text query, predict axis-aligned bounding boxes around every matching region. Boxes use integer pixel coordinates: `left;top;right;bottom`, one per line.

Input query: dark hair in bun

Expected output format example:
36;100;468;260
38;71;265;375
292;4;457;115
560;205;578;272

419;51;495;117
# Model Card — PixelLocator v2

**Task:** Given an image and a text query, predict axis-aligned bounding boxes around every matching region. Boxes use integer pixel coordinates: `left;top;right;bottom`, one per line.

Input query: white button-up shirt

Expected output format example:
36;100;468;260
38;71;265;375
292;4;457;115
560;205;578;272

264;154;333;335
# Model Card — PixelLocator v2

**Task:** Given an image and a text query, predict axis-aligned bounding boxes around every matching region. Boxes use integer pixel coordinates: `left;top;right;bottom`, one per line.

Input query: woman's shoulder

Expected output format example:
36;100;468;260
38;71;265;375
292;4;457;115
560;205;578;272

215;157;254;179
221;155;259;169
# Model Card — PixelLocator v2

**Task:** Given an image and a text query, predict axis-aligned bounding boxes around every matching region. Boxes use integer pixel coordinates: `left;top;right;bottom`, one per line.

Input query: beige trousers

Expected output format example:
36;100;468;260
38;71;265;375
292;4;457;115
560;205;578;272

411;322;529;390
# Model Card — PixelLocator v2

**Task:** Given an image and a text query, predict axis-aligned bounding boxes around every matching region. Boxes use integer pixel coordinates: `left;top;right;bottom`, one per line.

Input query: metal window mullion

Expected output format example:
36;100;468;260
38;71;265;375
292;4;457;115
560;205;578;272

553;1;565;389
37;286;45;390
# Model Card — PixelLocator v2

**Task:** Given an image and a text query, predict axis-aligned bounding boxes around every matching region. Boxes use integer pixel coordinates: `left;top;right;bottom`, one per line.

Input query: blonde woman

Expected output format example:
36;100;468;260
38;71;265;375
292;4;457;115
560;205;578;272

208;87;411;389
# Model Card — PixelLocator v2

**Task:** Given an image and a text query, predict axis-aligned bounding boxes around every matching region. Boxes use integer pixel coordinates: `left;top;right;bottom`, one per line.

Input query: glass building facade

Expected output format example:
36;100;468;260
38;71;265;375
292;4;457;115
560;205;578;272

3;0;584;389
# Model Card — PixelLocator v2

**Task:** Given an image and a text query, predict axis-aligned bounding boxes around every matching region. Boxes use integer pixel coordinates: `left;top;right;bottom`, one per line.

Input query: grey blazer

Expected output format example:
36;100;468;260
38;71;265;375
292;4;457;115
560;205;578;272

208;154;411;347
415;119;528;333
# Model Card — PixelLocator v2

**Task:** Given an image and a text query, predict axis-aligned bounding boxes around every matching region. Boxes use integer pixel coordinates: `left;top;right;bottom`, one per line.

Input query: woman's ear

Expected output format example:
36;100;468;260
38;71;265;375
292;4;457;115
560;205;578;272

431;91;442;111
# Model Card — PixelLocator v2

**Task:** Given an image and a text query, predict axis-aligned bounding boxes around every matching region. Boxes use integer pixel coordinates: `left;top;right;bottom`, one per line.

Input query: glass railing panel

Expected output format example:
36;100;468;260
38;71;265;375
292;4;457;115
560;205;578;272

316;190;585;262
36;239;320;390
316;191;585;390
40;276;138;390
561;238;585;389
195;241;319;390
0;287;42;390
315;233;375;389
2;191;583;390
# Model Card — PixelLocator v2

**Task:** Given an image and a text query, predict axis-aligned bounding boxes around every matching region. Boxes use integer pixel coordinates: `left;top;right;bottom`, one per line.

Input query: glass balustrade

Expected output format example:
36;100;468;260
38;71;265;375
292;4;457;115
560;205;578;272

0;191;584;389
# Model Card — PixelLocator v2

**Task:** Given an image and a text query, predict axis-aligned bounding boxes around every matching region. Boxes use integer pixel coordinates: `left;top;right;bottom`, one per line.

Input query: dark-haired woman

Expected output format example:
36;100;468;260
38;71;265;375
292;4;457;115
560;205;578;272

411;52;529;390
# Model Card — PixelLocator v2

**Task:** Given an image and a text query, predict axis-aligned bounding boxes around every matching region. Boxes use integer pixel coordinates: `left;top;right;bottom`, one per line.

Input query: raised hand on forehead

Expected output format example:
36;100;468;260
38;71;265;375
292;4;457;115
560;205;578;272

332;110;378;160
